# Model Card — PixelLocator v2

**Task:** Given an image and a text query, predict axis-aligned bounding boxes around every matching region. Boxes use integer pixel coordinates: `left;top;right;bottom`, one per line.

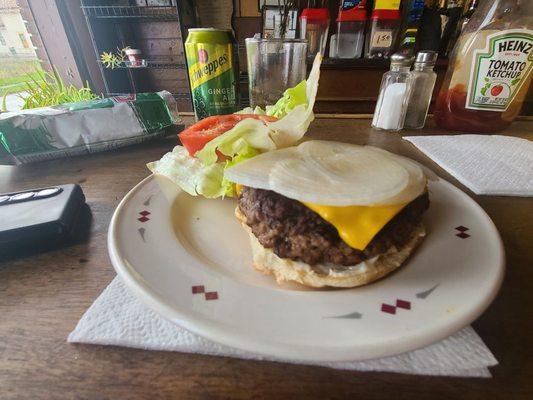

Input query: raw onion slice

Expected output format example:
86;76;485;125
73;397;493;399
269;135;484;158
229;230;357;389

363;146;427;205
224;147;295;191
224;141;426;206
270;142;409;205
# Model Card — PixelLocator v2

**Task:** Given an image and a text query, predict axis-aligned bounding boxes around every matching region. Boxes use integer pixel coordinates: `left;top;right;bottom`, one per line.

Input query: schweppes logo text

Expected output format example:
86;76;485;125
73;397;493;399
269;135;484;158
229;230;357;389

188;49;232;90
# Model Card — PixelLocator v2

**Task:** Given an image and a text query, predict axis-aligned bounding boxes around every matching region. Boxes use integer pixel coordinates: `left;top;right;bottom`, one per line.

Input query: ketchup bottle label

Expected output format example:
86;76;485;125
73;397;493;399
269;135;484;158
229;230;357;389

466;29;533;112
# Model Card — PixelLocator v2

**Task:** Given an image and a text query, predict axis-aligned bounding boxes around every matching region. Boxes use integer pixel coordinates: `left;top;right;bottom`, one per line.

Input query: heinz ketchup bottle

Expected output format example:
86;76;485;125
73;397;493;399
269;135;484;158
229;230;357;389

434;0;533;132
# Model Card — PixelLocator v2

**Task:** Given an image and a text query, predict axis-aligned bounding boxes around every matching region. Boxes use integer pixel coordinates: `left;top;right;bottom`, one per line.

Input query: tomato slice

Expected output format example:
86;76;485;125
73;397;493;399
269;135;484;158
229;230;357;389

178;114;277;157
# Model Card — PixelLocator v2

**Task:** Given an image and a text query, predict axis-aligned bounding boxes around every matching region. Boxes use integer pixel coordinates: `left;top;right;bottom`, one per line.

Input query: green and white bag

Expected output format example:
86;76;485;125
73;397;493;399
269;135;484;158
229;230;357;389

0;91;180;164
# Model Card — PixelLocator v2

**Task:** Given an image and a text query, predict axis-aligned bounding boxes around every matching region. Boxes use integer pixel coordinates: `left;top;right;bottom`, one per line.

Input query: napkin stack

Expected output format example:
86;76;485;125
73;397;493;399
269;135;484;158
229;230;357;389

69;278;498;377
404;134;533;196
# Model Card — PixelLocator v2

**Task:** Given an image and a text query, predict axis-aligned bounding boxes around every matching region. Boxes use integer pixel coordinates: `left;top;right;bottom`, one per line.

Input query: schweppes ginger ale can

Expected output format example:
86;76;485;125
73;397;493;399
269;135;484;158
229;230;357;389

185;28;240;120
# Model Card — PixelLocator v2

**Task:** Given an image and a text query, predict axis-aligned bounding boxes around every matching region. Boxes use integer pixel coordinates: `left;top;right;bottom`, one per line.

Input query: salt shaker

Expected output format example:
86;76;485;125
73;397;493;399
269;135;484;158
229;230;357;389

404;51;438;129
372;53;413;131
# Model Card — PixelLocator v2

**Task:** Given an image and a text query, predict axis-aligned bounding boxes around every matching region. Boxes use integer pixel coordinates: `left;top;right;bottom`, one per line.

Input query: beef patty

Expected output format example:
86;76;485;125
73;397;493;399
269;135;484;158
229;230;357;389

237;187;429;267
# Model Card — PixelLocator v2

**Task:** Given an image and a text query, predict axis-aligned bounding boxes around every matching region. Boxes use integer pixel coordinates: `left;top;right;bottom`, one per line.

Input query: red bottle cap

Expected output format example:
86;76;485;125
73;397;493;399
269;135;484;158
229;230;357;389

371;9;401;20
337;8;367;22
300;8;330;22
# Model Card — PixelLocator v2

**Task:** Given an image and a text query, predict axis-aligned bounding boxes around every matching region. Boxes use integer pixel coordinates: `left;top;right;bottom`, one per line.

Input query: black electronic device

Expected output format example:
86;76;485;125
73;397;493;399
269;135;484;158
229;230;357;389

0;184;87;260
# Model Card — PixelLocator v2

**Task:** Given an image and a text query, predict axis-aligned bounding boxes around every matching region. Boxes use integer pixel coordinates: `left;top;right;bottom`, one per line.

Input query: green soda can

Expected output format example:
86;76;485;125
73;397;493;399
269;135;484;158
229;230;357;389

185;28;240;120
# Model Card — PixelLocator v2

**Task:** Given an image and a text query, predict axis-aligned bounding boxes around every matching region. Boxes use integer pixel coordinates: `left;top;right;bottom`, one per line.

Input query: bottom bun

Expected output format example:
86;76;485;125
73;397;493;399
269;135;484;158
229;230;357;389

236;207;426;288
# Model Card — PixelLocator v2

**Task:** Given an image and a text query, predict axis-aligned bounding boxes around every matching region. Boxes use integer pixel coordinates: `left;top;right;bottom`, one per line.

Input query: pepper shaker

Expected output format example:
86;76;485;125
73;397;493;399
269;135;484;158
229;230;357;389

404;51;438;129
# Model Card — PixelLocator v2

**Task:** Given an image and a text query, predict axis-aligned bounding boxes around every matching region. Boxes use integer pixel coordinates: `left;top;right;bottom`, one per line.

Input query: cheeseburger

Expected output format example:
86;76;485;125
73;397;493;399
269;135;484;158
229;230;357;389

225;140;429;288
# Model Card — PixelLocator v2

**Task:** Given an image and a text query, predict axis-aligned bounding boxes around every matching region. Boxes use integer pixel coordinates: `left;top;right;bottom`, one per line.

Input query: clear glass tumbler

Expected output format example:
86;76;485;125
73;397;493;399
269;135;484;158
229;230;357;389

245;38;308;109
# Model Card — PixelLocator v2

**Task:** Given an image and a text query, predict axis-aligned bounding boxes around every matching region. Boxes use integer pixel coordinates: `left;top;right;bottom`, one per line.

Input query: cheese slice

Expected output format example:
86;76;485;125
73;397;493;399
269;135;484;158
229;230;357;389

236;184;407;251
302;201;407;251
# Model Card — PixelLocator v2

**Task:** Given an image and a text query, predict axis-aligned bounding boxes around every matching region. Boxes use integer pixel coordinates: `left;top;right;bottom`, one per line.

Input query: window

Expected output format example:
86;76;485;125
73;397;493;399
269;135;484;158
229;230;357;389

18;33;29;48
0;32;6;47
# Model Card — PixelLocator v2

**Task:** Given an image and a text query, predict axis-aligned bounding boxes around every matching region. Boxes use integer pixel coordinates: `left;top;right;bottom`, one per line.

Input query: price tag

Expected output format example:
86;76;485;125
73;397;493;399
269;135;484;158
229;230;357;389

371;30;393;48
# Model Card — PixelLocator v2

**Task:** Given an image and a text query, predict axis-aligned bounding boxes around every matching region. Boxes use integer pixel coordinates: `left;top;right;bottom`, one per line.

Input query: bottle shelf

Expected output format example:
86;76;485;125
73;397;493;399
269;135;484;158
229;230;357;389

81;6;179;21
311;57;449;70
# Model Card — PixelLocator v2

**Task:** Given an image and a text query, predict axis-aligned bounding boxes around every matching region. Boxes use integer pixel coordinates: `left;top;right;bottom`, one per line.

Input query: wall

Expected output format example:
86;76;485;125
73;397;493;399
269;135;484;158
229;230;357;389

133;20;191;111
58;0;106;95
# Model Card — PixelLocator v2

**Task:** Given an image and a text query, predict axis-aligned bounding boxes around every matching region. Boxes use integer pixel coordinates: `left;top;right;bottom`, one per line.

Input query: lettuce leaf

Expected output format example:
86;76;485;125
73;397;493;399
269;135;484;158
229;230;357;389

147;146;229;198
148;53;322;199
266;53;321;148
220;142;259;197
195;117;275;165
265;80;308;119
235;106;265;115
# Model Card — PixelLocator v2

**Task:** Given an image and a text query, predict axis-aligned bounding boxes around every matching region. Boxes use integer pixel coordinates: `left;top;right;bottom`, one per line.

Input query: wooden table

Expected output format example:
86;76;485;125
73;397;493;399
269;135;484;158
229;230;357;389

1;116;531;399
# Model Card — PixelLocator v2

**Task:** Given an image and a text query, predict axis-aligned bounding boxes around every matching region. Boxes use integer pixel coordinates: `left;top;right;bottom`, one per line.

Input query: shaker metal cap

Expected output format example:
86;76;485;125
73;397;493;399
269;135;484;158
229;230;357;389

390;52;413;67
415;50;438;65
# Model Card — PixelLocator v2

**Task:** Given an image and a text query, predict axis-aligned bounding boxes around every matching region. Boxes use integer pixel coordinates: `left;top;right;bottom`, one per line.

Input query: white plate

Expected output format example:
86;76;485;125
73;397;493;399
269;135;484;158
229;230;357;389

108;175;504;362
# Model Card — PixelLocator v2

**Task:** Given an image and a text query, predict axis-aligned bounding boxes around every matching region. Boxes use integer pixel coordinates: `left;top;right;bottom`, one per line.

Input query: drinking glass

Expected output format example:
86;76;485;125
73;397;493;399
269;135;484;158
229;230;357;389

245;38;308;109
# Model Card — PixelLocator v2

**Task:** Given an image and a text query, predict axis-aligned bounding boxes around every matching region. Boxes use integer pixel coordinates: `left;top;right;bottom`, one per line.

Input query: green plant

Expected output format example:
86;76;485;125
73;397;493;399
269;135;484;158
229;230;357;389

100;46;130;69
1;67;100;111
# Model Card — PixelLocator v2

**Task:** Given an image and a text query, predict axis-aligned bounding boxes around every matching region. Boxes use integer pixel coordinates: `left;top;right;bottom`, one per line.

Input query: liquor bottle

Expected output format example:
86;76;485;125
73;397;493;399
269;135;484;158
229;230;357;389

444;0;481;56
417;0;442;52
439;0;465;58
462;0;480;28
333;0;367;59
398;0;425;56
365;0;402;59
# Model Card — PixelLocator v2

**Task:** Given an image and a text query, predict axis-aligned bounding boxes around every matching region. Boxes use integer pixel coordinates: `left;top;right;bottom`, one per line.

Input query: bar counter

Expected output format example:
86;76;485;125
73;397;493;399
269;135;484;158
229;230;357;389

0;116;531;399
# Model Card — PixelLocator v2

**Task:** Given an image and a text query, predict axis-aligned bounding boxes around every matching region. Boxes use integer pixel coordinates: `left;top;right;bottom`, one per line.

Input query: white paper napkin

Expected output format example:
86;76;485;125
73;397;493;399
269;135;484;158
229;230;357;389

68;278;498;377
404;135;533;196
